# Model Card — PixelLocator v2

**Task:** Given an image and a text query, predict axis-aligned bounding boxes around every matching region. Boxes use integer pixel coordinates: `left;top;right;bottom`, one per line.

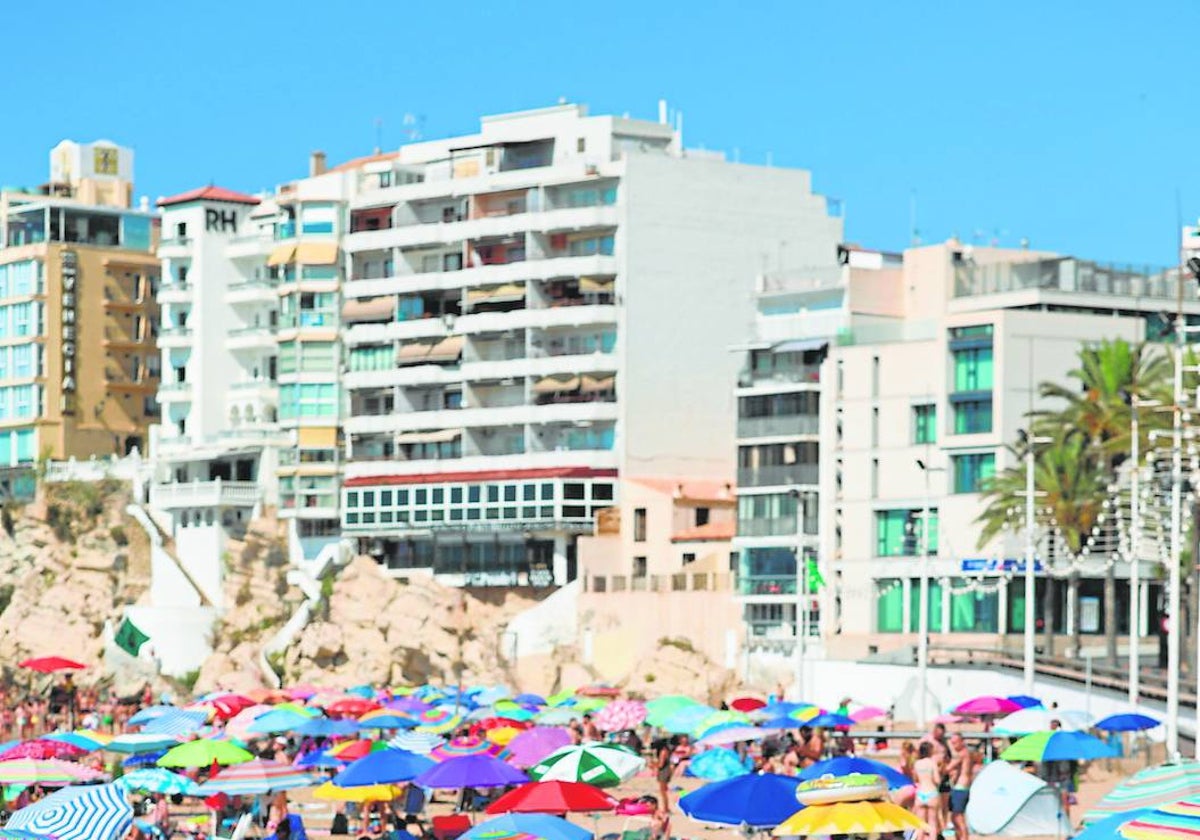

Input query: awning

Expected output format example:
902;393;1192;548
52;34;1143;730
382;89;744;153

532;375;580;394
426;335;464;362
772;339;828;354
342;297;395;323
579;277;615;293
295;241;340;265
266;245;295;267
466;283;525;303
397;340;437;361
579;374;615;393
395;429;462;444
298;427;338;449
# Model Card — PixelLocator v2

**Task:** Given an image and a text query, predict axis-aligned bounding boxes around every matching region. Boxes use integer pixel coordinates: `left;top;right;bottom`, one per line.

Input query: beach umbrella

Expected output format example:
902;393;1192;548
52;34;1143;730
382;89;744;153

0;831;56;840
0;759;105;786
772;801;925;836
1077;810;1156;840
1096;713;1162;732
644;696;699;727
694;710;751;739
786;706;823;724
546;691;575;708
660;706;713;735
295;750;346;770
191;694;256;721
313;781;403;802
800;757;912;789
332;748;435;786
347;685;376;700
0;740;85;760
507;728;572;768
17;657;84;673
486;727;523;746
139;709;209;737
486;781;616;815
1001;731;1116;762
515;694;546;707
593;700;646;733
246;709;311;734
43;732;106;752
327;740;389;761
954;696;1021;716
729;697;767;713
127;706;176;727
530;743;645;788
1007;695;1044;709
680;773;802;829
473;706;535;724
696;725;776;747
116;768;201;796
357;711;416;730
285;684;321;701
1119;798;1200;840
462;814;591;840
104;734;182;755
295;717;360;738
994;708;1093;735
1085;763;1200;824
805;713;855;729
416;708;463;734
414;754;528;789
686;748;750;781
387;697;432;714
432;736;502;761
196;760;320;796
122;751;166;768
328;697;380;717
224;704;273;740
6;782;131;840
157;738;253;768
388;731;445;755
849;706;888;723
536;708;583;726
753;702;815;721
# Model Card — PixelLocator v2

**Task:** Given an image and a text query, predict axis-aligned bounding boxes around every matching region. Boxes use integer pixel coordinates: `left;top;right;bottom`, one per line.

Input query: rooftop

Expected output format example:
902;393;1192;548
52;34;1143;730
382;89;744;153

158;186;261;208
628;477;736;503
672;521;736;542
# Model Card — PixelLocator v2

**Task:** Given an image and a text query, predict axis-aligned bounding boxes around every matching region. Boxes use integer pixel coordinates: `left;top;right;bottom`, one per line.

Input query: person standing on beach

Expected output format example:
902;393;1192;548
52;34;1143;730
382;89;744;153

912;742;941;840
946;732;977;840
653;737;675;809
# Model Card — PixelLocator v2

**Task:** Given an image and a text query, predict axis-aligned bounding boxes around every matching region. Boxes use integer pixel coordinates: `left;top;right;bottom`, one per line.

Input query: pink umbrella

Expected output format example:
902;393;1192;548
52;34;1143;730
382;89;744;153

225;704;273;740
506;727;572;768
954;696;1020;717
593;700;647;732
850;706;888;723
286;684;321;701
0;739;86;760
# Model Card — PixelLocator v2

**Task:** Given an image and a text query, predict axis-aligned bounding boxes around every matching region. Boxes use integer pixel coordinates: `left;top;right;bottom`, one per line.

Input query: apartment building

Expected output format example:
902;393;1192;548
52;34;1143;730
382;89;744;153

0;140;160;498
736;240;1193;678
336;103;843;586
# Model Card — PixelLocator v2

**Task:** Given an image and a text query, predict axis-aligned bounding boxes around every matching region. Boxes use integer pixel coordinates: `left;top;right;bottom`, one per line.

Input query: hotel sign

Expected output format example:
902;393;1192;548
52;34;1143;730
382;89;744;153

61;250;78;415
960;558;1045;573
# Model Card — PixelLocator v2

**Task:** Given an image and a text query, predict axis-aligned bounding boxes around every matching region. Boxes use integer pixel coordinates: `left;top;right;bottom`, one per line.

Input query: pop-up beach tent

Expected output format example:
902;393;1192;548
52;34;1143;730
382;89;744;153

966;760;1071;836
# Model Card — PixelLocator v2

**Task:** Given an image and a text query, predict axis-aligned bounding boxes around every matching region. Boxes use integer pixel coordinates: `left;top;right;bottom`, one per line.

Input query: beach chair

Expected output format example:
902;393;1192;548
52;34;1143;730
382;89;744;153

431;813;472;840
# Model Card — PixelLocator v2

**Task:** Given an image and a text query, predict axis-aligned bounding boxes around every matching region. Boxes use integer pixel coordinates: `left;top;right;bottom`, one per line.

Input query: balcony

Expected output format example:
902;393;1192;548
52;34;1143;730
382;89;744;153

344;399;617;435
157;237;192;259
737;415;819;439
227;380;278;403
344;254;619;300
226;326;277;352
150;479;262;510
226;234;273;259
737;464;818;488
343;447;619;480
736;517;809;538
738;575;799;596
157;282;192;305
103;326;147;348
224;278;278;306
158;381;193;401
741;364;821;389
157;327;193;349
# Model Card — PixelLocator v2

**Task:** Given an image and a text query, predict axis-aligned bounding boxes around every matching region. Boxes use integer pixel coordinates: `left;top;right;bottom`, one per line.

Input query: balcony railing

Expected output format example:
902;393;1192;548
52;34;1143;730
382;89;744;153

584;572;733;594
736;517;818;538
159;327;193;339
736;464;818;488
149;479;261;509
737;415;819;439
739;575;798;596
744;364;821;386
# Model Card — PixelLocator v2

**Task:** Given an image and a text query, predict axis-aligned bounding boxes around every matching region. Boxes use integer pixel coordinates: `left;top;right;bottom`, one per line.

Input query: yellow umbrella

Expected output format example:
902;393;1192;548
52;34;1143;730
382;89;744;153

773;801;926;836
313;781;404;802
486;727;522;746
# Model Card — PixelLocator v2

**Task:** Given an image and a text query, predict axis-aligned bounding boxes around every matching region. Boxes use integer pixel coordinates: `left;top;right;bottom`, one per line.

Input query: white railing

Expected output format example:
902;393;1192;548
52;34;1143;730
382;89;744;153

149;479;262;509
42;452;152;486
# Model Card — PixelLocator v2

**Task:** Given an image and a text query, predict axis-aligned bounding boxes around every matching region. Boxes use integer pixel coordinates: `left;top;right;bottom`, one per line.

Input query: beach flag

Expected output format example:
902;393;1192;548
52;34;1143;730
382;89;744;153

114;617;150;658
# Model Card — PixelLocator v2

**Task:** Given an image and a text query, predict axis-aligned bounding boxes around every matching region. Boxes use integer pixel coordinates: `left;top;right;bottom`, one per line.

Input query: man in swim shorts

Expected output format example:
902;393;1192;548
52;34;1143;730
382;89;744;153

946;732;977;840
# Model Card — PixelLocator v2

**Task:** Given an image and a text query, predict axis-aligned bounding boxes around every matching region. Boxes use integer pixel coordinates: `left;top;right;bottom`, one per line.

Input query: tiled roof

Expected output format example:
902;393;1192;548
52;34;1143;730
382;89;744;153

672;521;736;542
158;186;261;207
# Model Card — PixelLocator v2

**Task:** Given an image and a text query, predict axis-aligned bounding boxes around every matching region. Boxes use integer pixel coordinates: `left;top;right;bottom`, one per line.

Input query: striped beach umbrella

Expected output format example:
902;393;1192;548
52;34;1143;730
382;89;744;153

416;708;462;734
772;801;925;836
326;740;388;761
127;706;177;727
0;830;55;840
529;743;645;788
44;732;108;752
6;782;132;840
0;740;86;760
1085;763;1200;824
431;736;504;761
593;701;646;733
1119;798;1200;840
0;759;105;786
117;768;201;796
196;760;320;796
388;731;445;755
139;709;208;737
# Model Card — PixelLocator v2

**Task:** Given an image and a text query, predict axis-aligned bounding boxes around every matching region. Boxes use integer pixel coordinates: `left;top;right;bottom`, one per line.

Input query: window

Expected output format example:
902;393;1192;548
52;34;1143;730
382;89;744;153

953;398;993;434
913;404;936;444
953;347;993;391
682;553;696;565
576;137;586;153
953;452;996;493
632;557;647;578
950;585;999;633
875;508;938;556
695;507;710;527
876;579;904;633
633;508;646;542
567;234;615;256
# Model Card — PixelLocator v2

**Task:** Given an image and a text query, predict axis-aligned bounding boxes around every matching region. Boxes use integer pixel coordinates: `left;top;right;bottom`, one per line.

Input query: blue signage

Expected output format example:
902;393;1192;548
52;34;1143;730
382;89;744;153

960;558;1045;573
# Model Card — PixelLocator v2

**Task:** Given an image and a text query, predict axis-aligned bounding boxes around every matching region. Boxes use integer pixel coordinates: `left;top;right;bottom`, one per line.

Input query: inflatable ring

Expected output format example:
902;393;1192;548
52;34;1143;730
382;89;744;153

795;773;890;806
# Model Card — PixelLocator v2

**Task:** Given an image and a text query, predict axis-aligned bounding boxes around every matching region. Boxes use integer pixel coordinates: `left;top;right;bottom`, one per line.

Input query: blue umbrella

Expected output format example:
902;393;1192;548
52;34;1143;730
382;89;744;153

462;814;590;840
122;751;166;768
332;749;435;786
6;783;132;840
1075;808;1154;840
686;748;751;781
295;718;360;738
755;702;812;720
295;750;346;769
660;706;715;735
247;710;311;735
800;757;912;789
117;769;201;796
679;773;803;829
1007;695;1044;709
1095;713;1161;732
128;706;177;727
347;685;375;699
515;693;546;707
42;733;100;752
357;714;417;730
414;754;528;789
140;710;208;737
806;713;855;728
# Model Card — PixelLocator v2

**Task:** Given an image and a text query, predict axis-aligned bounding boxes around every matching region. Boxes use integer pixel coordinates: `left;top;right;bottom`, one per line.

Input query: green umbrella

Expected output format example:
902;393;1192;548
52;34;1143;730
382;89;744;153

157;739;254;768
644;696;699;728
529;743;645;788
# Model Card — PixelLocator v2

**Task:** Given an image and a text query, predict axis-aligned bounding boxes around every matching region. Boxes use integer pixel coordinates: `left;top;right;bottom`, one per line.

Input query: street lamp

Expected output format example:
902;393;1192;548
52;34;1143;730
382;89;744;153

915;458;945;728
1016;429;1050;695
791;486;808;700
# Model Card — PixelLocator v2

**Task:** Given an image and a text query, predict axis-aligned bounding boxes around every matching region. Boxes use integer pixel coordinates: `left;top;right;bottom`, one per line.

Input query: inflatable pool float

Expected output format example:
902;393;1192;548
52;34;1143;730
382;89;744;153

795;773;890;805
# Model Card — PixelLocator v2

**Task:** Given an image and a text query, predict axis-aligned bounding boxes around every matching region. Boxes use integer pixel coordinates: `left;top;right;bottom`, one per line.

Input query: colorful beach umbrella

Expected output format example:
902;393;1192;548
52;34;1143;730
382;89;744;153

461;814;591;840
1120;797;1200;840
17;657;84;673
805;713;855;729
1001;731;1116;762
0;740;85;760
328;697;380;717
530;743;645;788
332;749;435;787
514;694;546;707
772;801;925;836
414;754;528;789
295;717;361;738
127;706;177;727
356;712;416;730
593;700;647;733
6;782;131;840
140;709;208;737
116;768;201;796
327;740;389;761
486;781;616;815
43;732;107;752
679;773;802;829
954;696;1021;716
432;736;502;761
849;706;888;723
313;781;403;802
507;728;572;769
686;748;750;781
1077;810;1156;840
1097;713;1161;732
416;708;463;734
1085;763;1200;824
157;739;253;768
0;759;104;786
694;711;751;739
729;697;767;713
696;725;777;747
246;709;311;734
389;731;445;755
104;734;182;754
196;760;320;796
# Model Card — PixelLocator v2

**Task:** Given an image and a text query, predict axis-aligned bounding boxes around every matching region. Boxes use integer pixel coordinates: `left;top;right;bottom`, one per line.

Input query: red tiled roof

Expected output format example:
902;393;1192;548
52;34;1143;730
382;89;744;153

344;466;618;488
672;521;736;542
628;476;736;503
158;185;261;208
329;151;401;174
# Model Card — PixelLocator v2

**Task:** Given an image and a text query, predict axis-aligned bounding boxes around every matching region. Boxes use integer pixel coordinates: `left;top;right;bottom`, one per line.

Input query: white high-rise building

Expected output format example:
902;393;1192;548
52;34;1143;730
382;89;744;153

337;103;844;585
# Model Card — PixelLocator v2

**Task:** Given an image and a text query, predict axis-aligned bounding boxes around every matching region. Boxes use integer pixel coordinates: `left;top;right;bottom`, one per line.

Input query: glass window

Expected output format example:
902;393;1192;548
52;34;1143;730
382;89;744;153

876;579;904;633
950;586;999;632
953;347;993;391
876;509;938;556
913;404;936;444
952;452;996;493
953;399;993;434
908;579;944;632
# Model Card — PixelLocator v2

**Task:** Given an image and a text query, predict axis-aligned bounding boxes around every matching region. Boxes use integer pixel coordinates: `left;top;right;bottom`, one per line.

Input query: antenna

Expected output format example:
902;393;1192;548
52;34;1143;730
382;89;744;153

373;118;382;154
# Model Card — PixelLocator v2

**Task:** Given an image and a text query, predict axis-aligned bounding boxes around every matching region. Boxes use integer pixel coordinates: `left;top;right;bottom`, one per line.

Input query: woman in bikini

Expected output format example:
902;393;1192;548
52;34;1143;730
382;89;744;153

912;741;942;840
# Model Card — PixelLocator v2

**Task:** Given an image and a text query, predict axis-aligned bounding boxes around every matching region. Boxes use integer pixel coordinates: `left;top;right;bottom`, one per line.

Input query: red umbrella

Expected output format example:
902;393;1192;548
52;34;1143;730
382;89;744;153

203;694;257;720
575;685;620;698
486;781;618;814
18;657;85;673
729;697;766;713
329;697;380;717
0;739;85;760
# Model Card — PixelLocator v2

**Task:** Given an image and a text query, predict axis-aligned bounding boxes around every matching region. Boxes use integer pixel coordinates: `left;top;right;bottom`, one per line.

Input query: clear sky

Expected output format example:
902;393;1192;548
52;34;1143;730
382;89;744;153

3;1;1198;266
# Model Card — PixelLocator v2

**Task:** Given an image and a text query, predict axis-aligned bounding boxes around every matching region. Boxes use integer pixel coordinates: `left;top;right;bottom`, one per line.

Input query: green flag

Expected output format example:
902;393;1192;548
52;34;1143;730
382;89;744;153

806;557;825;591
114;617;150;658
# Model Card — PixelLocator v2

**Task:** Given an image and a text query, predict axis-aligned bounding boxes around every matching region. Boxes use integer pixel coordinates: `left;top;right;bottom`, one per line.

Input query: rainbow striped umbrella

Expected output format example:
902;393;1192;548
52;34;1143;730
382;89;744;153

1086;764;1200;824
1120;797;1200;840
196;760;320;796
0;759;105;786
432;736;504;761
326;740;389;760
416;708;463;734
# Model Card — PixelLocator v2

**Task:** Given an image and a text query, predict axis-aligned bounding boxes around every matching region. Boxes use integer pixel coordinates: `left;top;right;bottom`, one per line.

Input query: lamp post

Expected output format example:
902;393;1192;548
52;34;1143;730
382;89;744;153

792;486;807;700
1167;325;1183;759
1017;429;1050;695
916;459;945;728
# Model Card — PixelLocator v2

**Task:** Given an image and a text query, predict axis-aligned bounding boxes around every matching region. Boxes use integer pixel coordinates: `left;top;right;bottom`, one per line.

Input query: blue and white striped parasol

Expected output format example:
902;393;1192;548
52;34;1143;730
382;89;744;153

139;710;208;737
6;783;132;840
117;768;202;796
389;731;445;754
127;706;178;727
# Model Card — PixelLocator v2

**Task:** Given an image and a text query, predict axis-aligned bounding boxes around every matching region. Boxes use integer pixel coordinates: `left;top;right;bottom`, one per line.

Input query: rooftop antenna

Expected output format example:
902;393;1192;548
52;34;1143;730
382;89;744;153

910;190;921;245
373;118;382;155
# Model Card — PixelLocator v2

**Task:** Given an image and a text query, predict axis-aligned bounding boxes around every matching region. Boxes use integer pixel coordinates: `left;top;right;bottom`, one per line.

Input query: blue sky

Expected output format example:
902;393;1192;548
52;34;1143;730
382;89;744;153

3;1;1197;265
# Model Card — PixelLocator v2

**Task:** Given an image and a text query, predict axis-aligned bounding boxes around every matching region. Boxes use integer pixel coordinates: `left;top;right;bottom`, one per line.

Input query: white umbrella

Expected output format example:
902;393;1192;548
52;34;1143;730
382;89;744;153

993;708;1093;735
7;783;132;840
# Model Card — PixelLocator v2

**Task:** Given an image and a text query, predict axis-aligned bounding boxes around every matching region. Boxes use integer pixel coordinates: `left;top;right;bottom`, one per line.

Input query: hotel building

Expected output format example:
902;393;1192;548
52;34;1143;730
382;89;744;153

0;140;160;497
